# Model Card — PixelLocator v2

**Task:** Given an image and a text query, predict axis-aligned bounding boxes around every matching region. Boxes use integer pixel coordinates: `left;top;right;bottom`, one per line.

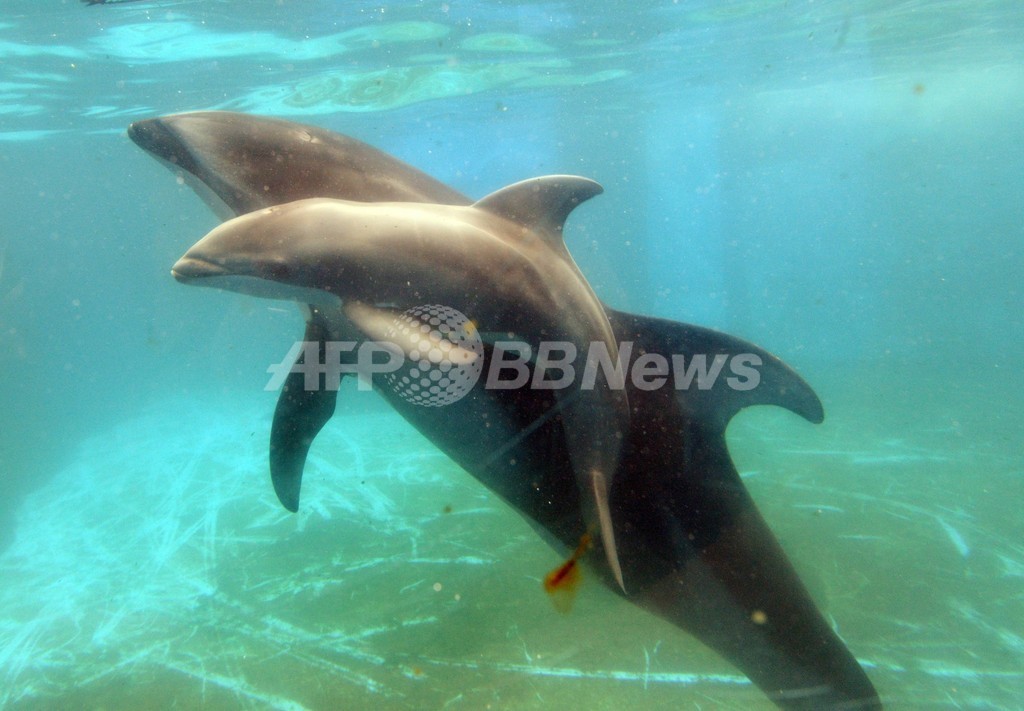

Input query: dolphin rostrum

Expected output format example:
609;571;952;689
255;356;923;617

130;111;881;709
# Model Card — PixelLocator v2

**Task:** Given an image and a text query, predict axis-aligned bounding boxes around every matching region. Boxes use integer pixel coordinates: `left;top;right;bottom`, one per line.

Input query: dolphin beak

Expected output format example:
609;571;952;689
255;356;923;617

171;257;228;282
128;118;189;168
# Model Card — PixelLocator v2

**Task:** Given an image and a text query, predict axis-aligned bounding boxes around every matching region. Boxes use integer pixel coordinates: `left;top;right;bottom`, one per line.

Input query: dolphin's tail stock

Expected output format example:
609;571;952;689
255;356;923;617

609;310;881;709
636;430;879;709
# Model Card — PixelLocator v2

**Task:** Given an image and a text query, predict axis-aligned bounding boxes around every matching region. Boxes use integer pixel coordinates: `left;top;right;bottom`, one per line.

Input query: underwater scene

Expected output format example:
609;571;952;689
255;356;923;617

0;1;1021;709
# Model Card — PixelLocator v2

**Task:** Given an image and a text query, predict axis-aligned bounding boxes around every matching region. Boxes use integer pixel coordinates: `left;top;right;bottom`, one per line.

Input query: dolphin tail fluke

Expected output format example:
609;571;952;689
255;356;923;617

269;315;339;512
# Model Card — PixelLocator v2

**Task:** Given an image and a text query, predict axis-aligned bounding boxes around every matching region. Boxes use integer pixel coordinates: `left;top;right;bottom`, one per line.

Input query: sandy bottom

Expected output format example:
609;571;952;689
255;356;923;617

1;391;1020;709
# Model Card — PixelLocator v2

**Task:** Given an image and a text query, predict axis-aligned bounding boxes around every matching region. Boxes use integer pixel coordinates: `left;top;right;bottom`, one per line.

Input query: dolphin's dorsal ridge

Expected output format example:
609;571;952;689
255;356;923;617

473;175;603;241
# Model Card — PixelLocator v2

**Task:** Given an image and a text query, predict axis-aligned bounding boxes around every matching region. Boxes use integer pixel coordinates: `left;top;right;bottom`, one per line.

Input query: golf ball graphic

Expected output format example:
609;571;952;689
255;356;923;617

384;305;484;407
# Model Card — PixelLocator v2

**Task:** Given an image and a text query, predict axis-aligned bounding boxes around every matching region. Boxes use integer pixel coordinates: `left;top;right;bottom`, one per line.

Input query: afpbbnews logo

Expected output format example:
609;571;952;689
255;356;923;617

482;341;762;393
265;305;763;407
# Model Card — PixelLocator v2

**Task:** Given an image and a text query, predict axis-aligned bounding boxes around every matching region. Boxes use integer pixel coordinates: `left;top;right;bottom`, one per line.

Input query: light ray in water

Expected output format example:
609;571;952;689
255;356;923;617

936;517;971;558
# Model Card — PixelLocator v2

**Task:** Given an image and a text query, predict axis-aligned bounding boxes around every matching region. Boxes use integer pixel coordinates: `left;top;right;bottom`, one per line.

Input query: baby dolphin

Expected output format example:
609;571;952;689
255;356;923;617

173;178;631;591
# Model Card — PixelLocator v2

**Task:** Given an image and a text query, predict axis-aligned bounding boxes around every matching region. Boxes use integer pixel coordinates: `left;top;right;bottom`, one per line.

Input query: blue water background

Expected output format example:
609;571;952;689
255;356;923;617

0;1;1021;708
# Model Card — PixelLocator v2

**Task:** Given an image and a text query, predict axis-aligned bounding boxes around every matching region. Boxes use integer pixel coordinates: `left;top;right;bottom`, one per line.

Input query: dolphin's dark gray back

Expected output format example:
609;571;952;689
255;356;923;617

128;111;468;218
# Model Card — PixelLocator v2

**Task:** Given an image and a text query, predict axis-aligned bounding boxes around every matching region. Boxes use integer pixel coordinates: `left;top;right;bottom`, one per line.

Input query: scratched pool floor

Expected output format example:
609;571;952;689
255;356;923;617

1;366;1020;710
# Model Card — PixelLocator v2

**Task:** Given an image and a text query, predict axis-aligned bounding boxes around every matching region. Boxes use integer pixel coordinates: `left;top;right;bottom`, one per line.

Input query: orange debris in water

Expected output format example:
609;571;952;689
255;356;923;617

543;533;592;613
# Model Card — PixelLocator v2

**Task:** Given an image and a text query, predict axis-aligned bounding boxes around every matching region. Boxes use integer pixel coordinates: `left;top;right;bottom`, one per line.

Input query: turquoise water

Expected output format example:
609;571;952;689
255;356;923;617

1;1;1021;708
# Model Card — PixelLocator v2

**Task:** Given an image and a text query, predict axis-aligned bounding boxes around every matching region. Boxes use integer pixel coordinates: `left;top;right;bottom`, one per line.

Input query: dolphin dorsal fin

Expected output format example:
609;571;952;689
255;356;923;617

473;175;603;242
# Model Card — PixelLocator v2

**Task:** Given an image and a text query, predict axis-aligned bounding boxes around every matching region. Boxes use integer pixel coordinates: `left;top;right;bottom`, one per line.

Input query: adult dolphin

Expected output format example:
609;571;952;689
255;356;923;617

129;111;881;710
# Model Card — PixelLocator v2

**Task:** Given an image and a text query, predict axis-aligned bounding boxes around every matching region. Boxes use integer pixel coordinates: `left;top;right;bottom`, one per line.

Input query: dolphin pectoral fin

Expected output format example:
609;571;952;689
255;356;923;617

269;317;339;512
340;301;403;341
341;301;483;372
556;386;629;594
270;369;338;511
589;468;626;593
